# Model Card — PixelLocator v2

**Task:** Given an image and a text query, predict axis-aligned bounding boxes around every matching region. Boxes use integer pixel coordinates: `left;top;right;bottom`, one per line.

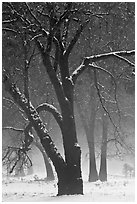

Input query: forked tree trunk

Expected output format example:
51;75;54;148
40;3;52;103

86;123;98;182
30;109;83;195
99;112;108;182
75;96;98;182
57;104;83;195
34;141;55;181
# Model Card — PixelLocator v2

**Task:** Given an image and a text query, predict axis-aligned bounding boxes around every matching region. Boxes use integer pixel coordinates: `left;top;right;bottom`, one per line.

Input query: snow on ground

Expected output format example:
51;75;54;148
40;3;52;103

2;174;135;202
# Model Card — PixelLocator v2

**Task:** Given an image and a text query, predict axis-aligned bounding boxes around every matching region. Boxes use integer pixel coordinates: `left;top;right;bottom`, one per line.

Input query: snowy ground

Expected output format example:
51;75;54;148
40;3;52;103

2;174;135;202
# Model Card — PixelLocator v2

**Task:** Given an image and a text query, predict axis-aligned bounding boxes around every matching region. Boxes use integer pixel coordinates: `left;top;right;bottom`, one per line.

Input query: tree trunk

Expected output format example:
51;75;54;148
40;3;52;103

76;99;98;182
34;141;55;181
33;101;83;195
57;104;83;195
4;58;83;195
99;113;108;182
86;125;99;182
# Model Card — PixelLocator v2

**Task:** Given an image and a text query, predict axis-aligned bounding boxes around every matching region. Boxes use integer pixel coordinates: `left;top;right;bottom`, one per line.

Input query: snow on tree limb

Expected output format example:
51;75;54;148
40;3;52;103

36;103;63;129
2;127;24;132
3;73;66;167
2;102;63;155
86;50;135;66
71;50;135;84
2;28;20;35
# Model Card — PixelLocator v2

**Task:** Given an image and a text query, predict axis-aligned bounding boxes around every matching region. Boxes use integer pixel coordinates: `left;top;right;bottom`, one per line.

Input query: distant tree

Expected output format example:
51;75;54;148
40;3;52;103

122;163;135;178
2;2;134;195
75;69;99;182
75;2;135;182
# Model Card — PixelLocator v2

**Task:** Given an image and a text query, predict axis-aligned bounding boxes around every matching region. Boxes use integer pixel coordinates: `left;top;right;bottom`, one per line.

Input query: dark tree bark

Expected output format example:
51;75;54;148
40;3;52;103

57;59;83;195
99;112;108;182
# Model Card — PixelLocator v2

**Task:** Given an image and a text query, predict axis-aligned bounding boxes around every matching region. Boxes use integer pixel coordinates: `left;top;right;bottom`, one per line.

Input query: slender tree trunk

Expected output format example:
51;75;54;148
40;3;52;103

34;141;54;181
86;122;99;182
99;112;108;182
75;103;98;182
75;86;98;182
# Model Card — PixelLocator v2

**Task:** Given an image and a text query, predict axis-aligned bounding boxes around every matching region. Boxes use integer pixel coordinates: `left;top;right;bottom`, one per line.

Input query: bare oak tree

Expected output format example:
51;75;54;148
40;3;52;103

2;2;135;195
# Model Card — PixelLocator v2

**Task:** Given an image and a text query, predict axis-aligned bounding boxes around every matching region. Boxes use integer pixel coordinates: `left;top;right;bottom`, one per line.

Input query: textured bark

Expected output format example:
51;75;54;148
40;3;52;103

99;113;108;182
53;57;83;195
59;102;83;195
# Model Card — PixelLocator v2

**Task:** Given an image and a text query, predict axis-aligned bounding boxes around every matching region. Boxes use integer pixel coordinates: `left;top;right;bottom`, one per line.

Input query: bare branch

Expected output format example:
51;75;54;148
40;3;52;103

90;63;116;78
93;69;120;136
113;53;135;67
86;50;135;65
35;44;67;108
27;45;37;67
2;146;33;175
2;127;24;132
65;19;90;57
3;97;28;121
25;3;42;27
54;3;73;30
30;34;43;42
53;36;60;72
107;138;134;155
7;3;31;25
37;10;50;19
2;19;17;24
71;50;135;84
2;28;20;35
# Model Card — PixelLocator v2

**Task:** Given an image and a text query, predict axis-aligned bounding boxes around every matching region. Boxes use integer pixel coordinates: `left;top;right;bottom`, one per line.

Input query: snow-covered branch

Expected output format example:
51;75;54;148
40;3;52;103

2;127;24;132
86;50;135;66
3;73;66;167
2;28;20;35
71;50;135;84
36;103;63;129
